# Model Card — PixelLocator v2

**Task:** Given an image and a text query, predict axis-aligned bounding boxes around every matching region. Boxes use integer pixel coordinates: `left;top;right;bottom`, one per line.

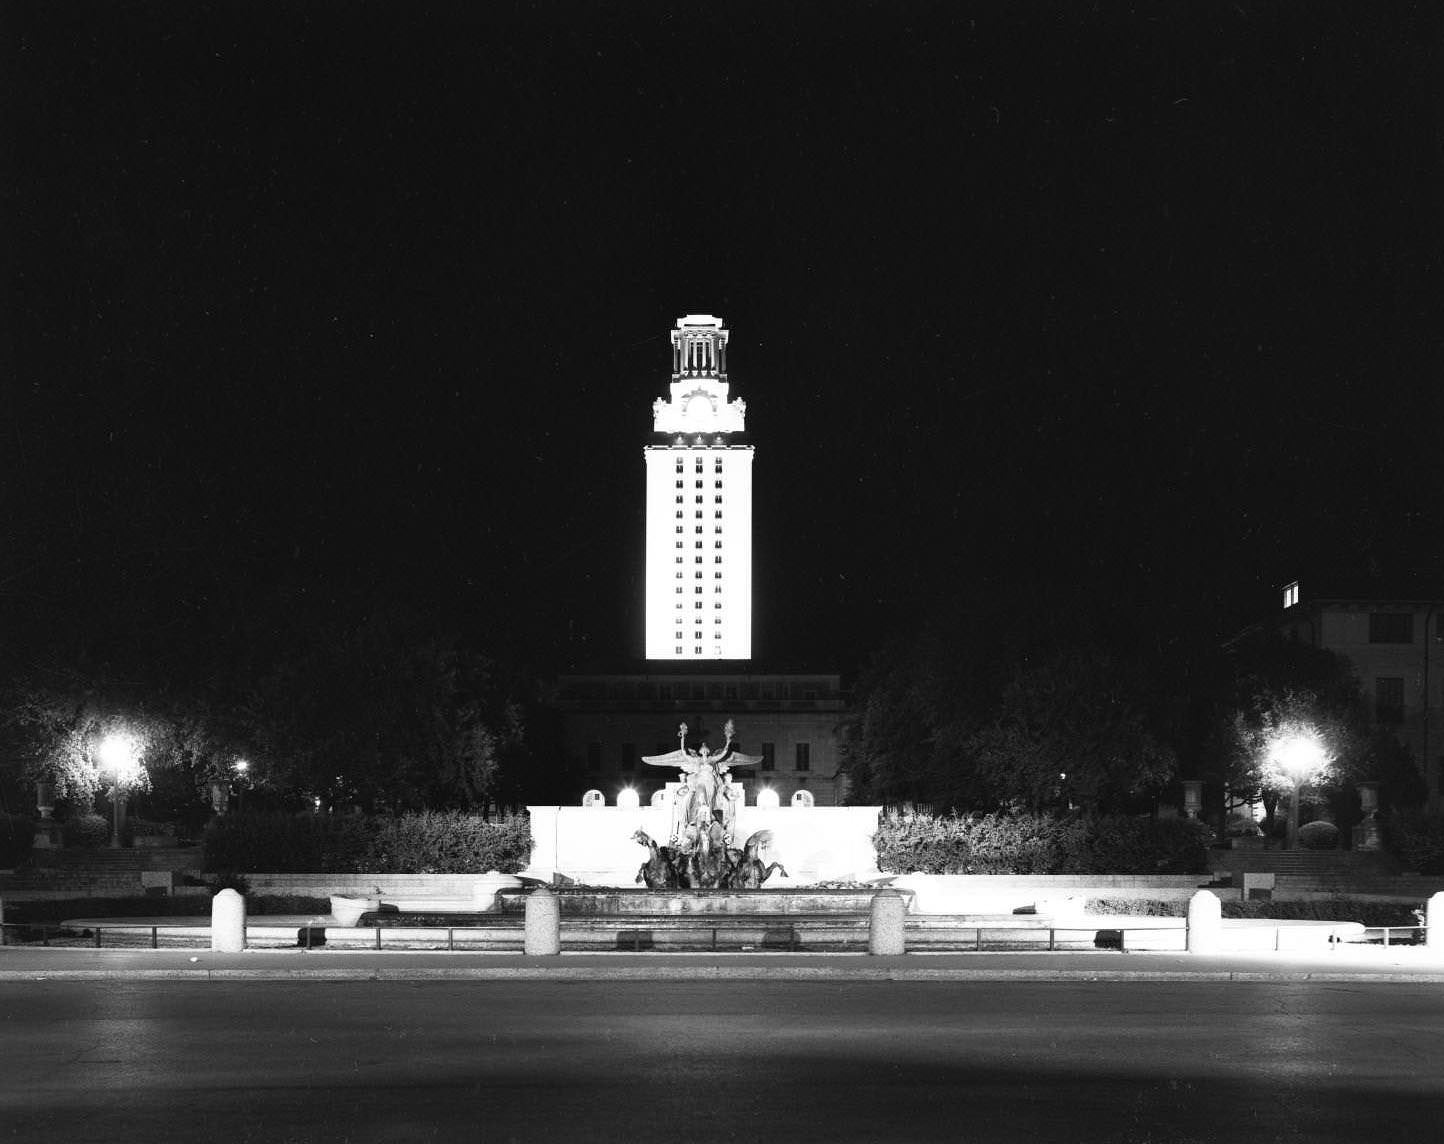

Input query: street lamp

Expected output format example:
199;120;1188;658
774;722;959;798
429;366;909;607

234;759;250;815
97;732;141;848
1269;731;1328;850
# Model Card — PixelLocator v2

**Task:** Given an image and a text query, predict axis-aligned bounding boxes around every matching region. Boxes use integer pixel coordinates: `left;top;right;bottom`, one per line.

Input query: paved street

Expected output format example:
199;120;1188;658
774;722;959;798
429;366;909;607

3;977;1441;1143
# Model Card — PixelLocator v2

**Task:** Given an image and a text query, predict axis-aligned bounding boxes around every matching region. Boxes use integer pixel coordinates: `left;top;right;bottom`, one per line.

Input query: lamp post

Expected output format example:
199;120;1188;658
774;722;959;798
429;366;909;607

97;732;141;849
1269;732;1327;850
234;759;250;815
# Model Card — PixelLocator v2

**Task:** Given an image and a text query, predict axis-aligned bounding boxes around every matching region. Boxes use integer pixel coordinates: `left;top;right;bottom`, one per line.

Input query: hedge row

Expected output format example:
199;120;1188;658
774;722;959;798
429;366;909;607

874;810;1211;875
1089;897;1422;928
202;811;532;874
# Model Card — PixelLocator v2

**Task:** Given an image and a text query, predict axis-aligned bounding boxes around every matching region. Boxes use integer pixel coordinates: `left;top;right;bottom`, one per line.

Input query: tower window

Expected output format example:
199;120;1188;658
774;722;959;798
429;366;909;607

715;460;723;472
715;541;722;549
695;541;703;548
715;480;723;489
675;511;683;519
676;646;684;655
695;480;703;489
675;495;683;505
675;461;683;473
715;496;723;504
675;480;683;489
715;510;722;518
695;571;703;579
696;587;703;594
675;541;683;549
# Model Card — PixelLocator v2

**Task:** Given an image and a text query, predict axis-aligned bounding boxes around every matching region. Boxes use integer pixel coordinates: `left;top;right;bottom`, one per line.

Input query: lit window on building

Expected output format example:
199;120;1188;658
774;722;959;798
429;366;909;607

1282;582;1299;609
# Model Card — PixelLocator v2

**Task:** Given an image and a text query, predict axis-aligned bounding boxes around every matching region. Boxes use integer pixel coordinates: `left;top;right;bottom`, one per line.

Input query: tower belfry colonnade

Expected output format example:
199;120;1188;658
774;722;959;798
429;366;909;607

645;315;754;661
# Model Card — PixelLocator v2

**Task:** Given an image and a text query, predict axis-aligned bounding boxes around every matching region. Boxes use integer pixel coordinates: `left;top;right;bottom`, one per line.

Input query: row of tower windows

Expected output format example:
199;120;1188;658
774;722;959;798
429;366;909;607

675;459;726;474
674;480;726;489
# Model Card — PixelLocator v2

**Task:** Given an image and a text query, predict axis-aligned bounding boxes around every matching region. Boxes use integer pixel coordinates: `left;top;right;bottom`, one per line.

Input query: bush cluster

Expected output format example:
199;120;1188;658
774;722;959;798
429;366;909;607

1385;809;1444;874
0;813;36;867
201;811;532;874
874;810;1211;875
62;814;110;849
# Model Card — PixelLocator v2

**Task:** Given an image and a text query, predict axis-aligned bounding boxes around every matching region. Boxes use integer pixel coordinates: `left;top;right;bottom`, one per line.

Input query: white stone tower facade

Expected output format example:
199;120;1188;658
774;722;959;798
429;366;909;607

644;315;754;660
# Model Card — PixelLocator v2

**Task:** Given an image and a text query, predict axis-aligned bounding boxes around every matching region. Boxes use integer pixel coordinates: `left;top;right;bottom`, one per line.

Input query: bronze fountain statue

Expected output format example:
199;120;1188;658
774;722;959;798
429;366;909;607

631;720;787;889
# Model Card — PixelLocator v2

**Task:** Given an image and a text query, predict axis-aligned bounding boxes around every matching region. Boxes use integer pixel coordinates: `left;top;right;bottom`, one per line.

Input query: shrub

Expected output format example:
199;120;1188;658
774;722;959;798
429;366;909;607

1297;820;1339;850
202;812;375;873
1385;809;1444;874
368;811;532;874
0;813;36;868
62;814;110;849
875;810;1210;875
1087;897;1421;927
202;810;532;874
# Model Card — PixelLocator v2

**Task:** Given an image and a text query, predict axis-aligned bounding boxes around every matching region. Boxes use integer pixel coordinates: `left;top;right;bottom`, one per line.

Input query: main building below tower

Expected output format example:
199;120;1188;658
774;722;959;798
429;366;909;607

644;315;754;661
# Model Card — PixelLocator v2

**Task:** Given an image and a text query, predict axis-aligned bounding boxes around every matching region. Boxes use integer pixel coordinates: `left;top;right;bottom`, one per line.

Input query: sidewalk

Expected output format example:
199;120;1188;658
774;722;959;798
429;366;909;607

3;943;1443;982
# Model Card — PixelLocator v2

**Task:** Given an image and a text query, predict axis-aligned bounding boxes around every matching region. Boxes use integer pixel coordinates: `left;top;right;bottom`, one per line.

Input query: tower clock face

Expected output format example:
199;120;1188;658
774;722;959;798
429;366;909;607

684;390;716;419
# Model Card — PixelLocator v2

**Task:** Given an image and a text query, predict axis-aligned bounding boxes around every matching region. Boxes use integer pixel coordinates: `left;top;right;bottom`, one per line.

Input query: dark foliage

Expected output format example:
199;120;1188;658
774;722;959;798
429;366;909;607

202;810;532;874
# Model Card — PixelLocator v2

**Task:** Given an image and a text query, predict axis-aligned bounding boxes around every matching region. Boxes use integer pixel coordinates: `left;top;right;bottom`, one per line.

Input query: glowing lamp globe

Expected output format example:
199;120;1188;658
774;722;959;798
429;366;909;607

97;733;141;785
1270;733;1327;782
616;787;641;810
755;787;780;810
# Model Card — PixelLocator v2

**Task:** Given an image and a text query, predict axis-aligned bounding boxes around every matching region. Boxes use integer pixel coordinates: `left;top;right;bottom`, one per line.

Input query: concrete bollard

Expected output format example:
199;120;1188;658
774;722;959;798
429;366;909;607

211;888;246;953
1427;892;1444;951
868;890;907;956
524;887;561;956
1186;889;1221;954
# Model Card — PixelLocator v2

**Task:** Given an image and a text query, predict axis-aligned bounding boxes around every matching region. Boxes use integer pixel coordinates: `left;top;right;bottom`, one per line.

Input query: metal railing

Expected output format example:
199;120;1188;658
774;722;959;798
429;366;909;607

2;919;1432;953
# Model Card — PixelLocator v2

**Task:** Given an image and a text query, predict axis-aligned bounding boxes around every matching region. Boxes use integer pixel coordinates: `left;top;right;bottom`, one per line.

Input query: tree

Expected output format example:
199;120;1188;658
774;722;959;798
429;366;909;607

243;607;525;812
967;648;1177;812
1202;631;1425;830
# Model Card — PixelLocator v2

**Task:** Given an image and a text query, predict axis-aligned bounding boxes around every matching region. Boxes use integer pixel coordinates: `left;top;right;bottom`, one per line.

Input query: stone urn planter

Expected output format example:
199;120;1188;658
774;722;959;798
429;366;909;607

329;896;380;927
473;872;523;911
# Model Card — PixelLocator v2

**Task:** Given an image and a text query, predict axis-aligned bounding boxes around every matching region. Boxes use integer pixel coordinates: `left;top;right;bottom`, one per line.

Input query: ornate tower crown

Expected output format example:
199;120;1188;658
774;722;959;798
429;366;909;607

653;315;746;435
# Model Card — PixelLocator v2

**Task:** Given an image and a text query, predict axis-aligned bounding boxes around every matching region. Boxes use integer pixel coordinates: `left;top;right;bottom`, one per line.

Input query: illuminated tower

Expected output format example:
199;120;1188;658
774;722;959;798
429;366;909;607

644;315;753;660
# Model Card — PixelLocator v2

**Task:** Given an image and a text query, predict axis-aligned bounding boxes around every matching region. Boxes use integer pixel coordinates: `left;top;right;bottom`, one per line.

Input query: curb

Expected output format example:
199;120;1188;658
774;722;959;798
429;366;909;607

6;966;1444;983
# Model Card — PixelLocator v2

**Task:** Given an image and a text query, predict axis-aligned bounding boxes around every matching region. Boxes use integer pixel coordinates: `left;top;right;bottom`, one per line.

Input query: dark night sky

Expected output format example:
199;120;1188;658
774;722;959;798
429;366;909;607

5;1;1442;684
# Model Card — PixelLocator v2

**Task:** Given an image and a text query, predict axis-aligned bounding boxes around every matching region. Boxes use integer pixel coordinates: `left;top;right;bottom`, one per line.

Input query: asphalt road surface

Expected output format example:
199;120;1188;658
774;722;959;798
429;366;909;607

2;979;1440;1143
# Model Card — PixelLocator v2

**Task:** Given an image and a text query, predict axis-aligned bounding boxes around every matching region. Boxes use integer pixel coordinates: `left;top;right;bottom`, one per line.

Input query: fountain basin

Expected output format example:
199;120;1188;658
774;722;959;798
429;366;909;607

496;886;906;916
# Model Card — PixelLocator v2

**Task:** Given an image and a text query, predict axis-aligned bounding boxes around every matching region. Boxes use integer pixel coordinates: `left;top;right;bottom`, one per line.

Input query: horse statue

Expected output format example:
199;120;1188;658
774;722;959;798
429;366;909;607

727;828;788;889
631;829;679;889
